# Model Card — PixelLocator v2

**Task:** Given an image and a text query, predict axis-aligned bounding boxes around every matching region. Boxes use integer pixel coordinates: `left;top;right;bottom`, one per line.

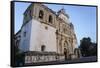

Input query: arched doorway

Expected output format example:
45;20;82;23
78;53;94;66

64;48;68;60
63;41;69;60
41;45;46;52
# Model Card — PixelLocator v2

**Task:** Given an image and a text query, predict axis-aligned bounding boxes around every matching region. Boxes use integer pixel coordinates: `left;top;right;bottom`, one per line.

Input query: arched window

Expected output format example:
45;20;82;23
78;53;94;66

48;15;52;23
41;45;45;51
23;31;26;37
64;41;68;48
16;40;20;48
39;10;44;19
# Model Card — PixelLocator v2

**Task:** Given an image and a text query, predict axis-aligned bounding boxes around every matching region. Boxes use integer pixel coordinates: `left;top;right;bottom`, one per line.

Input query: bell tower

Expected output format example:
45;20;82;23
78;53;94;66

57;8;70;23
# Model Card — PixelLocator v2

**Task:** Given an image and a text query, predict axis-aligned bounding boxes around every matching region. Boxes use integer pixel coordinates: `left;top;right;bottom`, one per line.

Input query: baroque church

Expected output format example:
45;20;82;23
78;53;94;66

15;3;81;64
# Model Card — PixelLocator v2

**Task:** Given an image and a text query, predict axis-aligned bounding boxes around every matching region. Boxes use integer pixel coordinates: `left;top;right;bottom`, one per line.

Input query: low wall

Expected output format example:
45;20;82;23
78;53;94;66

24;51;65;63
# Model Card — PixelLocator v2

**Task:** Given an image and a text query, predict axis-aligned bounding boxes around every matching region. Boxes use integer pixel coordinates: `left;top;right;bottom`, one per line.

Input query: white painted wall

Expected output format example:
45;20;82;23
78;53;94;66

29;19;57;52
19;20;32;52
19;18;57;52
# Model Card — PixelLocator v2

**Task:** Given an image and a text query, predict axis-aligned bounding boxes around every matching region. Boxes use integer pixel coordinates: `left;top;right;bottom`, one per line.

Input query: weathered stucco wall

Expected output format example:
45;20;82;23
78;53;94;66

19;20;32;52
29;19;57;52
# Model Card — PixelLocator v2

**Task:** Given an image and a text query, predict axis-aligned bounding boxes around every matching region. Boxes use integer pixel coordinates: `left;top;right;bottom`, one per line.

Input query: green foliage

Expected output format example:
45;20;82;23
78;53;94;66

79;37;97;57
14;45;24;66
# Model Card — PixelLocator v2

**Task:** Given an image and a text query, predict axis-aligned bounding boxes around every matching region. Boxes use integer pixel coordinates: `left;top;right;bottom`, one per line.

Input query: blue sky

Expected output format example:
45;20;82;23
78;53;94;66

14;2;97;45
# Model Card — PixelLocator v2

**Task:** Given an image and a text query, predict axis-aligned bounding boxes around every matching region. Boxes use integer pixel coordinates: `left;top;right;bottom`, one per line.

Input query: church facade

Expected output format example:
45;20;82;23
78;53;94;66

15;3;81;64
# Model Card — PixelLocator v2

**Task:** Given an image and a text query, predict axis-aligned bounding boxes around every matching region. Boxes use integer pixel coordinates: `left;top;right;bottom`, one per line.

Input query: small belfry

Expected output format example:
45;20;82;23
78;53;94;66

58;7;66;14
57;7;70;24
15;3;81;64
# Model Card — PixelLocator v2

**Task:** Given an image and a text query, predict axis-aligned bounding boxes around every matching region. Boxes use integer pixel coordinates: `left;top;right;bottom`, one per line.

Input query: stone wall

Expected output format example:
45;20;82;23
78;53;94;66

24;51;65;64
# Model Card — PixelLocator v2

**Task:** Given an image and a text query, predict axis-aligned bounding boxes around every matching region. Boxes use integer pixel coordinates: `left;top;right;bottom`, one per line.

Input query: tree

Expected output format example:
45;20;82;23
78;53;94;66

79;37;97;57
14;44;24;66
